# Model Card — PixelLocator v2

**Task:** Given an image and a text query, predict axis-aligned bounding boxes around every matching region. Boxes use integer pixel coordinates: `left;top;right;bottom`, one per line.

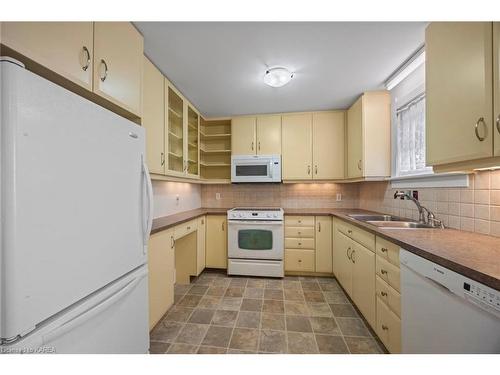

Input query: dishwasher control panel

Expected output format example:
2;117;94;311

463;282;500;317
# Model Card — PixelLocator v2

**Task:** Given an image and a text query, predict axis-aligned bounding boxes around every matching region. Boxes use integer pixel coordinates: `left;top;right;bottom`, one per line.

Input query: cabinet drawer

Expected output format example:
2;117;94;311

376;256;400;292
376;275;401;317
376;297;401;353
336;219;375;252
285;237;315;250
285;249;315;272
174;219;198;240
285;226;314;238
285;216;315;227
376;236;400;266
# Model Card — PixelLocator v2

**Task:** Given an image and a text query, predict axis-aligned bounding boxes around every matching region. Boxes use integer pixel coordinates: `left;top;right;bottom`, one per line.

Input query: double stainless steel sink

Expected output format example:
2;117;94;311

347;214;437;229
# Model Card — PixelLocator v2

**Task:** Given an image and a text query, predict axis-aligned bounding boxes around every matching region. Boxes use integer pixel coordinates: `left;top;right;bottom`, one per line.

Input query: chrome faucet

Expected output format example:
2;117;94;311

393;190;444;228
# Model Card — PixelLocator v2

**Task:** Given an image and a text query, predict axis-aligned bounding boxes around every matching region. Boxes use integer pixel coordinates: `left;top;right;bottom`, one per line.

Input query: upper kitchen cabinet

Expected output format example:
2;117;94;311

346;91;391;180
1;22;94;90
426;22;494;169
257;115;282;155
232;116;256;155
282;111;345;181
313;112;345;179
93;22;143;117
495;23;500;157
282;113;313;180
142;56;165;175
186;104;200;177
231;115;281;155
166;82;186;176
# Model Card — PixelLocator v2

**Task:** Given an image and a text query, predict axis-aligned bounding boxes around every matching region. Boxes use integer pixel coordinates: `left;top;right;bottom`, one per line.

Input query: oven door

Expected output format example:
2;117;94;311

228;220;284;260
231;156;278;183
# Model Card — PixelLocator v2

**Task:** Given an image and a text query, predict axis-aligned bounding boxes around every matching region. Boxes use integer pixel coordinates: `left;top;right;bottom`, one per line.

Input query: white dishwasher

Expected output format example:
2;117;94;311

400;249;500;354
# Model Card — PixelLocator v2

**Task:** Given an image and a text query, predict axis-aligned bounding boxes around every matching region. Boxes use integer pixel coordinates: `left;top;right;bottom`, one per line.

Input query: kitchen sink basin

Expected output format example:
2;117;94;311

347;214;407;222
365;221;435;229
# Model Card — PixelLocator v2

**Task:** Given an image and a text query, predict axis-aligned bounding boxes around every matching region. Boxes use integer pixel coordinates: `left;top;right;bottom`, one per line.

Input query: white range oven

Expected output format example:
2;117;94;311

227;208;284;278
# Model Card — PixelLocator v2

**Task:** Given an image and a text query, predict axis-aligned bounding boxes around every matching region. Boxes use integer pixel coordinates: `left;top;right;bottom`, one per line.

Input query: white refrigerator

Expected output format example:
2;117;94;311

0;58;153;353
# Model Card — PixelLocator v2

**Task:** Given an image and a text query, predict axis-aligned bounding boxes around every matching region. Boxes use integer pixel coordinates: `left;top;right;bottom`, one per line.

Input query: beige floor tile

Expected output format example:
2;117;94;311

211;310;238;327
285;301;309;315
336;318;371;337
315;334;349;354
287;332;318;354
262;299;285;313
201;326;233;348
344;337;382;354
150;320;184;342
166;343;198;354
240;298;263;312
175;323;209;345
149;341;170;354
188;309;215;324
258;329;287;353
236;311;261;328
229;328;260;351
260;313;286;331
197;345;227;354
286;315;313;332
310;317;341;335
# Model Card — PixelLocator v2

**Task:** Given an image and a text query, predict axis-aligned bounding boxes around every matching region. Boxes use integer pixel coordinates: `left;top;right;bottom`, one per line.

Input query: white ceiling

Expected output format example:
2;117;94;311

135;22;426;118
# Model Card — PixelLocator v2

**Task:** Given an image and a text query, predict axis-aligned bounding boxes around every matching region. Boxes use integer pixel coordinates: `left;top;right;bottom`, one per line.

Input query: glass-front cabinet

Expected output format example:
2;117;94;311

167;86;185;175
187;105;200;177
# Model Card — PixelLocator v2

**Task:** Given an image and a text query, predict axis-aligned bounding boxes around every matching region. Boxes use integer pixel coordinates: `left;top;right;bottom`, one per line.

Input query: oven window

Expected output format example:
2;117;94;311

235;165;268;176
238;229;273;250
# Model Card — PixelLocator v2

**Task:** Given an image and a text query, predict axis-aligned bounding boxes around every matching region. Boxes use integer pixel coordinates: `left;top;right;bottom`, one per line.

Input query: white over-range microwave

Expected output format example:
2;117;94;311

231;155;281;183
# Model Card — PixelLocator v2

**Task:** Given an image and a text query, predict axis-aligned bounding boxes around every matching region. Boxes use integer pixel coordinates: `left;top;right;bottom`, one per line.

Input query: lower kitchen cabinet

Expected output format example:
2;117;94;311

333;228;353;295
205;215;227;269
351;241;376;328
196;215;206;275
148;228;175;330
315;216;333;273
285;249;315;272
376;297;401;353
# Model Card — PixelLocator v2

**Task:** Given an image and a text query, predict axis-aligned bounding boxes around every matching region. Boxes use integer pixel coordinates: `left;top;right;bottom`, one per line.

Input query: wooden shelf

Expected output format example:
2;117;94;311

188;159;198;163
200;148;231;154
168;107;182;118
168;131;182;140
200;162;231;167
200;132;231;139
168;152;183;159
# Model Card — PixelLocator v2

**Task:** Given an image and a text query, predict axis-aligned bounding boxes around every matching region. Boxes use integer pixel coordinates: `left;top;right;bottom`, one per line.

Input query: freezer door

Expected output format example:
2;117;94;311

4;266;149;354
0;61;151;339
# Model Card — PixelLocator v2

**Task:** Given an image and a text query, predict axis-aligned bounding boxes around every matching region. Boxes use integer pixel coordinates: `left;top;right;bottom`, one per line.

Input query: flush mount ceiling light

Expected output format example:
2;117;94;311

263;67;294;88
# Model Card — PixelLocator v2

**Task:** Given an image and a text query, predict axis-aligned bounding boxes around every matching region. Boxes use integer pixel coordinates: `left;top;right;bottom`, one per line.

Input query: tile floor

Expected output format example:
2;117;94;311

150;270;385;354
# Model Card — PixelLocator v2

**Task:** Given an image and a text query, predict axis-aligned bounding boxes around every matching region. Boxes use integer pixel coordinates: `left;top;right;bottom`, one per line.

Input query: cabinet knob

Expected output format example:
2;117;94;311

381;291;388;297
298;242;302;246
307;165;311;175
357;160;362;171
161;152;165;166
298;259;302;263
381;269;388;275
315;165;318;175
382;325;389;331
381;247;388;253
496;115;500;134
251;141;254;151
81;46;91;71
474;117;487;141
187;226;191;230
347;229;352;234
99;59;108;82
258;141;261;151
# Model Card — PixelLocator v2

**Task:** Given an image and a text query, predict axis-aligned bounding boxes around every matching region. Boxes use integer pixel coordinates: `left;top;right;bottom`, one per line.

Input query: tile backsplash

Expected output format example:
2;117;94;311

358;170;500;237
201;183;359;210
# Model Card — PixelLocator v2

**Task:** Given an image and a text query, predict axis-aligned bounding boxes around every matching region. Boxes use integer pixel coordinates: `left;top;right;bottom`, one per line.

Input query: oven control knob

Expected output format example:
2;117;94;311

266;213;271;218
273;213;278;218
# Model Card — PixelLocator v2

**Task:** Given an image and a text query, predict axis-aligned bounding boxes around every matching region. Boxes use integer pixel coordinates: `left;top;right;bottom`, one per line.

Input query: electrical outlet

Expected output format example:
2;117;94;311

216;193;221;200
336;193;342;201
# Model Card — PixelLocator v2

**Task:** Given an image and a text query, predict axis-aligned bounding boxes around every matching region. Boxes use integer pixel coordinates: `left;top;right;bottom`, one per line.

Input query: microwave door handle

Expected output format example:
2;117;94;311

269;161;273;178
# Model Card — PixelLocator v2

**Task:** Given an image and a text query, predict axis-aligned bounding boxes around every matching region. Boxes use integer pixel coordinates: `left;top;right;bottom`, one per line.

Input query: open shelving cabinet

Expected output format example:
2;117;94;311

200;118;232;182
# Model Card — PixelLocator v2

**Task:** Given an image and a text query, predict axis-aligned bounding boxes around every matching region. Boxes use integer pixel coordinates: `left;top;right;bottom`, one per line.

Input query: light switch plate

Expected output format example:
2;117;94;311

216;193;221;200
336;193;342;201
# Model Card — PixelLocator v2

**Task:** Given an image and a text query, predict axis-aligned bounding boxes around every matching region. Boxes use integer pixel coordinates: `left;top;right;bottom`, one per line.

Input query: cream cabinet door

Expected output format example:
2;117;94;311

257;115;282;155
282;113;313;180
232;117;256;155
315;216;333;273
313;112;345;179
205;215;227;269
142;57;165;174
197;216;206;275
347;97;363;178
1;22;94;90
426;22;493;165
494;22;500;156
148;228;174;330
93;22;143;117
351;241;376;328
333;229;352;296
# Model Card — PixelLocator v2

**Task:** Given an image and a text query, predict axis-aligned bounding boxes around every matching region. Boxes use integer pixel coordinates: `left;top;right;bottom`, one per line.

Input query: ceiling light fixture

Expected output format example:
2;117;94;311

263;67;294;88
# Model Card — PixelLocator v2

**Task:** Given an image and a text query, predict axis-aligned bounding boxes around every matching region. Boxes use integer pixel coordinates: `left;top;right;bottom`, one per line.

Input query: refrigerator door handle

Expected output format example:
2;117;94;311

141;156;154;254
41;272;145;345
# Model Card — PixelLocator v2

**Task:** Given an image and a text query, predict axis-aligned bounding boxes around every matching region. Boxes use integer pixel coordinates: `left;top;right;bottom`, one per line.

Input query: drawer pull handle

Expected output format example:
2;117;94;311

187;226;191;230
381;247;388;253
201;219;204;225
298;242;302;246
381;291;388;297
298;231;301;235
346;247;352;260
381;269;388;275
382;325;389;331
99;59;108;82
298;259;302;263
347;229;352;234
474;117;487;141
81;46;91;71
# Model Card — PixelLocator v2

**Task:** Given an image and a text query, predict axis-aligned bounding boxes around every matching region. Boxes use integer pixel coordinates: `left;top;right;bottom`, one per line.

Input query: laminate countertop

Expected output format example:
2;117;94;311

151;207;500;290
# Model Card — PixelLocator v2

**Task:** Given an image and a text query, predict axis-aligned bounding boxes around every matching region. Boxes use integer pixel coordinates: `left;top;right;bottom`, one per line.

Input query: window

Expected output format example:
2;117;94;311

395;93;432;177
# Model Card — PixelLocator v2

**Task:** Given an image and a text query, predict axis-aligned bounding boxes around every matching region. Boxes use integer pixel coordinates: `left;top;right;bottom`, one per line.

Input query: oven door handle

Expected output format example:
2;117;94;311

228;220;283;225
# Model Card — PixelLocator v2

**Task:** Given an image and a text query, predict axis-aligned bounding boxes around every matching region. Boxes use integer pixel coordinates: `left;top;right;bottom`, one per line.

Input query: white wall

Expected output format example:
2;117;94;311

152;181;201;218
